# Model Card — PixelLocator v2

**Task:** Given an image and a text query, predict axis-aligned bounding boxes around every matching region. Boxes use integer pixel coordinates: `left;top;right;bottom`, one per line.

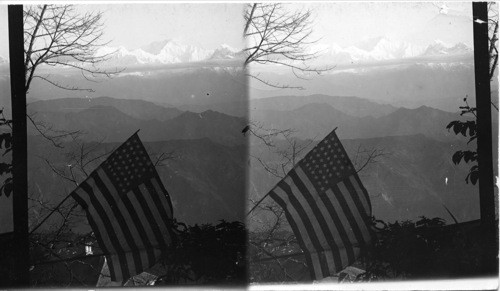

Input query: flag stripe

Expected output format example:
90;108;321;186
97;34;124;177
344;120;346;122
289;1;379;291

143;179;174;240
295;167;353;268
149;178;177;244
344;177;370;219
87;177;132;254
338;181;371;244
117;189;157;267
322;189;359;250
153;173;173;217
109;254;122;282
310;252;325;280
98;169;153;268
125;252;137;279
299;152;358;264
352;175;371;214
274;184;322;252
70;133;175;283
289;169;343;272
82;181;131;280
93;173;144;273
71;192;118;280
269;189;316;251
331;184;366;247
274;181;330;278
268;130;373;280
127;187;162;248
134;140;173;216
138;184;171;245
285;173;334;255
77;183;130;280
149;178;173;220
74;187;116;255
316;189;356;264
269;190;318;280
131;187;167;248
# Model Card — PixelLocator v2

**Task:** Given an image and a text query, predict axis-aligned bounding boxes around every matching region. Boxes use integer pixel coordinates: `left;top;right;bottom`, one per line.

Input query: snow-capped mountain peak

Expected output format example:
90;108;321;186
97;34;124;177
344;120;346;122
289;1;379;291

140;39;173;55
309;36;472;67
90;39;243;67
220;44;239;53
422;40;472;56
209;44;243;60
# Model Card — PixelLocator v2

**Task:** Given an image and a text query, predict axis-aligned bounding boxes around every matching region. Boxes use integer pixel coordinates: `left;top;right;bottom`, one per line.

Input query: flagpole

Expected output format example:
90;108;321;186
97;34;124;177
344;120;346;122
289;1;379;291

30;129;143;235
247;192;271;216
29;194;73;235
247;127;338;216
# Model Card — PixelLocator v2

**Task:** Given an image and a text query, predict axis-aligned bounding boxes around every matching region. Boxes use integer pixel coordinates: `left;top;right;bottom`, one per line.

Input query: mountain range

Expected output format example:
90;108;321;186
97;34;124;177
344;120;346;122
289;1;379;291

250;62;476;111
51;39;243;69
0;37;470;70
28;96;183;121
1;93;490;233
250;103;467;142
28;102;247;145
27;95;474;144
308;38;472;67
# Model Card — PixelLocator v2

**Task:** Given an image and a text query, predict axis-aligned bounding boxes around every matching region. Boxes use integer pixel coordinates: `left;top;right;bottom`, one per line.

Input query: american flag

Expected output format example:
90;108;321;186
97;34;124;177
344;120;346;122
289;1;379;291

268;129;373;280
71;132;175;283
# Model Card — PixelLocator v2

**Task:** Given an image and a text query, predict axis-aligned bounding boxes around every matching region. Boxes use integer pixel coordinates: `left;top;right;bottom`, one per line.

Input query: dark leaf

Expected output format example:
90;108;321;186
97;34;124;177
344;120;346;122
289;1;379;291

463;151;477;163
465;165;479;185
446;121;459;131
0;133;10;149
0;162;12;175
452;151;464;165
1;178;12;197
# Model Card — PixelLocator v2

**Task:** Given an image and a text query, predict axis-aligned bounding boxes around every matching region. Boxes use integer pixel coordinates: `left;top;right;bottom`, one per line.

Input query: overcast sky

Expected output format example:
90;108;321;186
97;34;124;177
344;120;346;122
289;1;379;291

308;2;473;47
0;2;474;58
76;3;246;51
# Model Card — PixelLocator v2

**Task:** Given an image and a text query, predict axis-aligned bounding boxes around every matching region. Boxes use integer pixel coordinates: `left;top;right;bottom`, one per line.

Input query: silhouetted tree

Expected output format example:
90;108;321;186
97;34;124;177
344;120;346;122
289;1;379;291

243;3;331;89
446;3;498;185
24;4;120;93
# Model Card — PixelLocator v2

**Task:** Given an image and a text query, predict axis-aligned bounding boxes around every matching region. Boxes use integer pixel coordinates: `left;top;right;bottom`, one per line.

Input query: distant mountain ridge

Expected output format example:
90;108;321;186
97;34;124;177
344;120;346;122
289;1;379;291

251;102;465;142
250;94;397;118
30;101;247;145
28;95;467;144
250;63;475;111
28;96;183;121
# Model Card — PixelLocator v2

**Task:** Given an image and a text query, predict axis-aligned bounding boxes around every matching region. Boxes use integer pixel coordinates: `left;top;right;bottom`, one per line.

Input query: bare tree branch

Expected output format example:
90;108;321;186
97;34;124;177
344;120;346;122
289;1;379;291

23;4;123;94
244;3;333;89
351;145;389;174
